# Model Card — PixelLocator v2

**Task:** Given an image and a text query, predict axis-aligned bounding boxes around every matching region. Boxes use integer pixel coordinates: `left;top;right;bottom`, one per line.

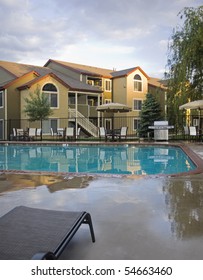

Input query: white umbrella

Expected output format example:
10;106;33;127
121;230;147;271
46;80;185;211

96;102;131;113
96;103;131;140
179;100;203;128
179;100;203;110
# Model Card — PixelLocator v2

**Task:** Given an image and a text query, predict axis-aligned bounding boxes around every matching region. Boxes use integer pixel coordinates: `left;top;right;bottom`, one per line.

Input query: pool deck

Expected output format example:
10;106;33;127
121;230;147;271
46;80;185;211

0;141;203;260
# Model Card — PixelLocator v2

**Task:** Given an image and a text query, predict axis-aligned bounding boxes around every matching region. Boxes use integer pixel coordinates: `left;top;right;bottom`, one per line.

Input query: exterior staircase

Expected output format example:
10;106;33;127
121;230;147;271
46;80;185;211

68;108;98;137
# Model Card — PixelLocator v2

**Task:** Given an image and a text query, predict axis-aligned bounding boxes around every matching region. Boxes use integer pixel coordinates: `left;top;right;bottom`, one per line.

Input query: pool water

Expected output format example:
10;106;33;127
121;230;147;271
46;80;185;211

0;145;196;175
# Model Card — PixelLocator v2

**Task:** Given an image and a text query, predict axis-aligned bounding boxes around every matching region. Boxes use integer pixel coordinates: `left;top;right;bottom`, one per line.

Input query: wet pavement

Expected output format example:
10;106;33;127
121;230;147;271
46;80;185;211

0;142;203;260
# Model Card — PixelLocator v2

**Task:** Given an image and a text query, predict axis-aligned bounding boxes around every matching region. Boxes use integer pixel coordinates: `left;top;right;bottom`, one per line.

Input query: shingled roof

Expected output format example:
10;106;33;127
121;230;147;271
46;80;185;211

45;59;114;78
0;60;102;93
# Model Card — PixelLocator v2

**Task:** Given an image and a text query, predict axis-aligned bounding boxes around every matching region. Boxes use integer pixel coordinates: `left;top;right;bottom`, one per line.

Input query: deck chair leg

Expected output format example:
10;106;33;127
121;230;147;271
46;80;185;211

84;213;96;242
32;251;57;260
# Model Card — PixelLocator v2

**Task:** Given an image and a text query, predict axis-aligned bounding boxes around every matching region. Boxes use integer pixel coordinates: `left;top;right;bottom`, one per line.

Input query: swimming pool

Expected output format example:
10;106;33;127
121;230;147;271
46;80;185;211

0;144;196;175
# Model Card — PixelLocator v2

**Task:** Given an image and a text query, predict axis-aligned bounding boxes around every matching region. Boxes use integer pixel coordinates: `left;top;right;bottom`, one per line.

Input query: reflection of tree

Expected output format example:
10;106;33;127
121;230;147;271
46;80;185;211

163;177;203;239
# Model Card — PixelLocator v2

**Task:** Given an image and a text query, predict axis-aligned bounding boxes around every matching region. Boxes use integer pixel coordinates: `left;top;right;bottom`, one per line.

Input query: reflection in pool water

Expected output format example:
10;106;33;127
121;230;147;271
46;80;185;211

0;144;196;175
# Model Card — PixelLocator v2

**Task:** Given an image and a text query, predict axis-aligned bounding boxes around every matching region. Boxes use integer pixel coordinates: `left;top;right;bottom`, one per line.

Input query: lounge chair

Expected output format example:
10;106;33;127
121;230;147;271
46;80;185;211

0;206;95;260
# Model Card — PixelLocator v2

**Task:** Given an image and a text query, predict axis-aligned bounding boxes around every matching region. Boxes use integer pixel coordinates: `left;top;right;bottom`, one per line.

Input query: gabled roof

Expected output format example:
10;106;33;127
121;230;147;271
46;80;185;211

18;71;102;93
0;60;50;77
44;59;151;81
1;71;40;89
0;60;102;93
111;66;149;79
45;59;113;78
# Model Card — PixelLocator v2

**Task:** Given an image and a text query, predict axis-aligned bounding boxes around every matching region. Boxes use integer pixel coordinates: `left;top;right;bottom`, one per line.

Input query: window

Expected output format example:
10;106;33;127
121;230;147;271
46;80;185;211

104;99;112;104
43;119;58;134
133;99;142;110
134;74;142;92
105;80;112;91
0;91;3;108
42;83;58;108
133;118;140;131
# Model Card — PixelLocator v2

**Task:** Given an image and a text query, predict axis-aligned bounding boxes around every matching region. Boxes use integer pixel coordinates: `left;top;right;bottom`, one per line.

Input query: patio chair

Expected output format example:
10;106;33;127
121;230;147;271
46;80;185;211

36;128;42;139
99;127;107;141
28;128;36;140
0;206;95;260
183;126;189;139
16;128;24;141
12;128;17;140
65;127;75;140
189;126;198;141
116;127;128;141
50;127;57;138
76;127;81;139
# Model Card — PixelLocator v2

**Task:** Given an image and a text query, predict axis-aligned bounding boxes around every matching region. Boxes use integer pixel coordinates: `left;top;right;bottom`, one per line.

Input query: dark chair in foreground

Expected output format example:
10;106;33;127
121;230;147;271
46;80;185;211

0;206;95;260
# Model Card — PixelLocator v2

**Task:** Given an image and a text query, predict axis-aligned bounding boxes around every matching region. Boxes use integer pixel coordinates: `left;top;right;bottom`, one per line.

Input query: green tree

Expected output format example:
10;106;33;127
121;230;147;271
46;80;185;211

166;6;203;128
24;87;53;139
138;93;162;137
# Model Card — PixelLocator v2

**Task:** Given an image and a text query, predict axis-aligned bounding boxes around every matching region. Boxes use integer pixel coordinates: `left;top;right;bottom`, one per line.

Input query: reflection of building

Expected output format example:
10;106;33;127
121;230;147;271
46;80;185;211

0;60;166;140
163;179;203;239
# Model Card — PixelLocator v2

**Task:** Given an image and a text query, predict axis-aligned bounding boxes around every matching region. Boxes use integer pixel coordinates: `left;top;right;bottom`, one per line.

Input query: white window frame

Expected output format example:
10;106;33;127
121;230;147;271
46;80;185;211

104;99;112;104
105;79;112;92
42;83;59;109
0;91;4;108
133;99;142;111
133;118;140;131
133;74;142;92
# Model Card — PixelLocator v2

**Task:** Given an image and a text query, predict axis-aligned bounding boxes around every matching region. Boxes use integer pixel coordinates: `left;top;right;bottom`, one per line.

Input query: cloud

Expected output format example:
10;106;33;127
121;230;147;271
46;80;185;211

0;0;201;76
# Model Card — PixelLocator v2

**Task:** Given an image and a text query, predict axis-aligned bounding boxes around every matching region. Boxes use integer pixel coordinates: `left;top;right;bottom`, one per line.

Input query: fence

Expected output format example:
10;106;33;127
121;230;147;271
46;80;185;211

1;114;201;141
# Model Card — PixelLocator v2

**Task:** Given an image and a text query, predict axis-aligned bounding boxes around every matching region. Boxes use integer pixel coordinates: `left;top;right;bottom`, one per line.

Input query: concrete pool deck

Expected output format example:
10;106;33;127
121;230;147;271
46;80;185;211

0;141;203;260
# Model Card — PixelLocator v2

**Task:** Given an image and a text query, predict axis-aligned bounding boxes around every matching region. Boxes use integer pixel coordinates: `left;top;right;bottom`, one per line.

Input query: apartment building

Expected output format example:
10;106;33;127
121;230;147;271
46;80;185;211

0;59;166;140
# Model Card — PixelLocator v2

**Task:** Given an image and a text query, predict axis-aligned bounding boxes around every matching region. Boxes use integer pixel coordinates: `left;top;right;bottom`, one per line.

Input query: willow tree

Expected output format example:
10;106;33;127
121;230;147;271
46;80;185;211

166;6;203;129
24;87;53;139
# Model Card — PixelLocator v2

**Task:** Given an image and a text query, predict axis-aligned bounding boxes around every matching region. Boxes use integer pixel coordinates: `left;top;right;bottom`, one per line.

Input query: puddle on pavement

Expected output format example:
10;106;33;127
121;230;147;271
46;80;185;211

0;172;203;246
0;173;93;195
162;174;203;240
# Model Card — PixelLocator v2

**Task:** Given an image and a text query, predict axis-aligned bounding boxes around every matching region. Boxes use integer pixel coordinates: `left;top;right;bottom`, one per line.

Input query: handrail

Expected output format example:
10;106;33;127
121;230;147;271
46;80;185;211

68;108;98;137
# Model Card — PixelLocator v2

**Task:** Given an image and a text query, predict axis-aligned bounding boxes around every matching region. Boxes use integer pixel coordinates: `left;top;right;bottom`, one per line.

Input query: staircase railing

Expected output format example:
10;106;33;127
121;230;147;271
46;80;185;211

68;108;98;137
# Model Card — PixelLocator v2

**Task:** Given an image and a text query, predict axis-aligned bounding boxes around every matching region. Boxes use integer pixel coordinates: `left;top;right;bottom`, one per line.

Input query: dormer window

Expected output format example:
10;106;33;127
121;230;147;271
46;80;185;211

134;74;142;92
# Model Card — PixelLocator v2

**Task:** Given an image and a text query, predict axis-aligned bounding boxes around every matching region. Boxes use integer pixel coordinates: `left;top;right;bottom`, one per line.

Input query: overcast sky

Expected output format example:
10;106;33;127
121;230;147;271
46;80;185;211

0;0;202;78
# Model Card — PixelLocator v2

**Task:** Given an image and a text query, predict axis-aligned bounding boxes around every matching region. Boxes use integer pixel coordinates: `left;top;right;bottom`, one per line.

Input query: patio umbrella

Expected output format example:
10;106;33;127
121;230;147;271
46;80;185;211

179;100;203;128
96;102;132;113
96;103;131;140
179;100;203;110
